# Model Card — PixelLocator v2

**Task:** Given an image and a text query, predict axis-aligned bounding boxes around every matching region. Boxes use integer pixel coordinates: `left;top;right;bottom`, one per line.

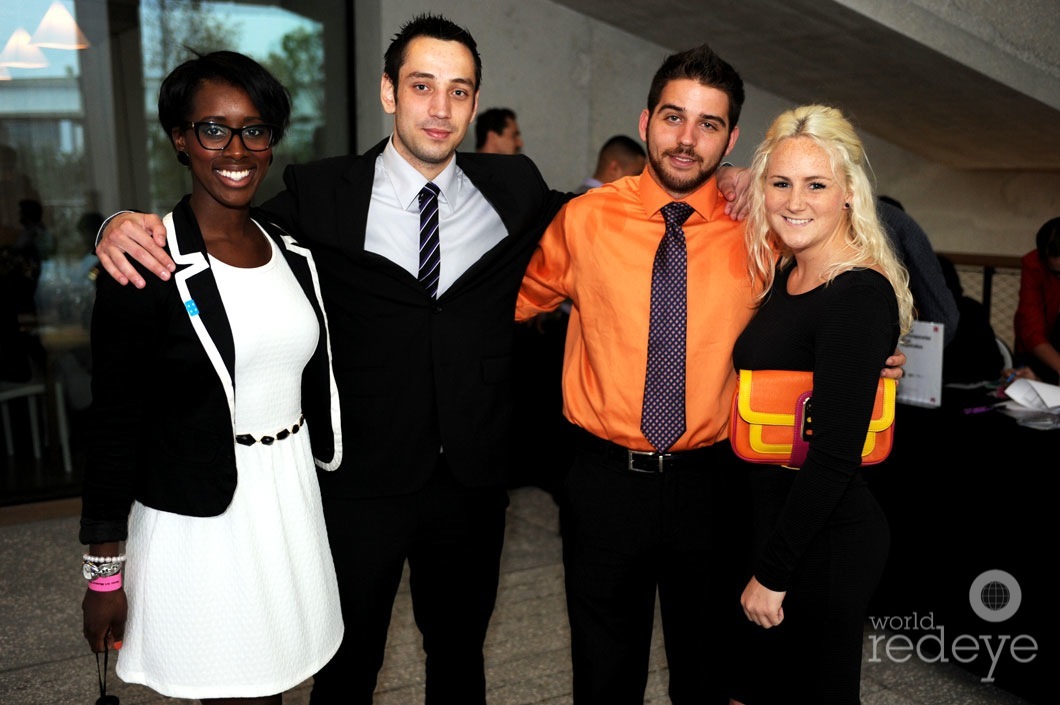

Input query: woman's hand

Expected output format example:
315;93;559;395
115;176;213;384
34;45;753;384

82;587;127;653
882;349;906;380
741;576;786;629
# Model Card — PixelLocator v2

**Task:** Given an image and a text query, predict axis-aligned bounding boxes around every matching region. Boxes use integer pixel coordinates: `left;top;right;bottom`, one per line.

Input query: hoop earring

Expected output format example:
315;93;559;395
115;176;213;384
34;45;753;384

176;151;190;167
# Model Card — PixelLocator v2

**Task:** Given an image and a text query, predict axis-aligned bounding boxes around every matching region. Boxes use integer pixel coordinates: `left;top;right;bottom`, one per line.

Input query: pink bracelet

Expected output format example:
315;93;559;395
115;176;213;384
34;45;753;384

88;574;123;592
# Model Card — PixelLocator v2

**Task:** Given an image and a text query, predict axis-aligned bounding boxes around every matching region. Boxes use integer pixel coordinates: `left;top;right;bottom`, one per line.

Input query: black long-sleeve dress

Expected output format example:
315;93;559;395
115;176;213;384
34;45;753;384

731;265;899;705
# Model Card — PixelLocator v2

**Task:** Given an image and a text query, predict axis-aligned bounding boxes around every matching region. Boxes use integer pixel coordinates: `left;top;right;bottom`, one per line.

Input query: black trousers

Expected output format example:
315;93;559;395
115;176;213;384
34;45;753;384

561;434;750;705
310;455;508;705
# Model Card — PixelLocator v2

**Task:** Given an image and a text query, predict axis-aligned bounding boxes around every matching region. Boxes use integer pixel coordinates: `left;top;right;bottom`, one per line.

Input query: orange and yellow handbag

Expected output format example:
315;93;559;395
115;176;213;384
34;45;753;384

729;369;896;468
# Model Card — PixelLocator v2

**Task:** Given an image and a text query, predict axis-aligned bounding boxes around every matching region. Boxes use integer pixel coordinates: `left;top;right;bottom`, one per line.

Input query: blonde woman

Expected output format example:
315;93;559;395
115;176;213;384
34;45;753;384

730;104;913;704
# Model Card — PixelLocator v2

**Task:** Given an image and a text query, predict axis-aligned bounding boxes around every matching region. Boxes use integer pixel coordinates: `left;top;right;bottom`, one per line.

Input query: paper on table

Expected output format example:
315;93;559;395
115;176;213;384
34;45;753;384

1003;378;1060;410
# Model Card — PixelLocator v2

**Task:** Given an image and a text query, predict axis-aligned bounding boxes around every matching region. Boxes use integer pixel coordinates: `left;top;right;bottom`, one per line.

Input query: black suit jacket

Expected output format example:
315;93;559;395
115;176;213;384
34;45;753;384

260;138;569;497
81;197;341;543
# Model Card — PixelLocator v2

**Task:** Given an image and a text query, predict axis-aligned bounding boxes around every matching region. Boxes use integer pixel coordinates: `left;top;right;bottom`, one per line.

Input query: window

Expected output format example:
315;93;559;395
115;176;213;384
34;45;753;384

0;0;349;503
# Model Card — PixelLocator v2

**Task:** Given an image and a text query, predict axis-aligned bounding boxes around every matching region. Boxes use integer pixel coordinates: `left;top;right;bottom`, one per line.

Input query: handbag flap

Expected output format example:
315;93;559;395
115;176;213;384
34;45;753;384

737;370;895;428
736;369;812;425
732;370;896;467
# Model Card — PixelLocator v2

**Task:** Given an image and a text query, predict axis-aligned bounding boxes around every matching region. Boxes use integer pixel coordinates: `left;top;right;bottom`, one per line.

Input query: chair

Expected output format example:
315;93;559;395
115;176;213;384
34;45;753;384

996;335;1014;371
0;379;47;460
0;373;72;475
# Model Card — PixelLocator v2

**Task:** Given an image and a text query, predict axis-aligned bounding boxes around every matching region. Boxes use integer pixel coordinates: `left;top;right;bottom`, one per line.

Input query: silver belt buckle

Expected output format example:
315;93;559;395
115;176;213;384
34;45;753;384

628;449;667;473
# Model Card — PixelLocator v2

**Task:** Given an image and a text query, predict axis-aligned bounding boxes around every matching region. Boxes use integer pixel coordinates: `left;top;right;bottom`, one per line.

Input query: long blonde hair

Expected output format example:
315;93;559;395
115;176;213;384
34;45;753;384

744;104;914;336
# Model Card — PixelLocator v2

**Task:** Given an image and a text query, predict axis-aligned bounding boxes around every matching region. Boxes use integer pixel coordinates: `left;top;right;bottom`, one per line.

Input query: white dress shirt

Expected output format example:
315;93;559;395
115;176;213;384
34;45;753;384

365;138;507;296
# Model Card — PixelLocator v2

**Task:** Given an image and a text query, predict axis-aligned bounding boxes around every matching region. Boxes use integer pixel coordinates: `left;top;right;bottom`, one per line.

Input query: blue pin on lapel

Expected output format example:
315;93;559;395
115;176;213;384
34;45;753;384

184;299;199;316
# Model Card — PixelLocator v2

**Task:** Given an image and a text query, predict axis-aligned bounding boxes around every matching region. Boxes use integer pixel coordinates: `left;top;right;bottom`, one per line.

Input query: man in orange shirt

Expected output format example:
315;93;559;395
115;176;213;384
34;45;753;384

517;43;754;705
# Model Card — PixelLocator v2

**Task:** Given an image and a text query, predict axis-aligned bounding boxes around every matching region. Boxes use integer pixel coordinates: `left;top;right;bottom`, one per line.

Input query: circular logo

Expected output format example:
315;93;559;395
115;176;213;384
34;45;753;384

969;569;1021;622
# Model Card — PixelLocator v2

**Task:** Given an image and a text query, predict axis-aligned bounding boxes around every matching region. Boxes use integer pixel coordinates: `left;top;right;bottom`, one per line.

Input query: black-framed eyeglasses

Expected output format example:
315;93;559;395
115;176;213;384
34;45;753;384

183;122;277;152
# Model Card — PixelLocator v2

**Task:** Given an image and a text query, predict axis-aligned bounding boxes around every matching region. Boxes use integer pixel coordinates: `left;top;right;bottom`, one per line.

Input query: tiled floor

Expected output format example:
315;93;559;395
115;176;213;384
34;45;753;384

0;487;1037;704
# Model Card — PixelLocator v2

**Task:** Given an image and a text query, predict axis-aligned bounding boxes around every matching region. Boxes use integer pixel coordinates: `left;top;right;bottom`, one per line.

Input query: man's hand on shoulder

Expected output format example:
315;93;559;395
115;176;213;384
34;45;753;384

96;212;175;288
716;164;751;222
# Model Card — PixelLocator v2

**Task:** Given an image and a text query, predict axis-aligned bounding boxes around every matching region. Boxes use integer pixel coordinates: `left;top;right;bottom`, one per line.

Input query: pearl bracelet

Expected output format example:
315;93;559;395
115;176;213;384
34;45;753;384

83;554;127;564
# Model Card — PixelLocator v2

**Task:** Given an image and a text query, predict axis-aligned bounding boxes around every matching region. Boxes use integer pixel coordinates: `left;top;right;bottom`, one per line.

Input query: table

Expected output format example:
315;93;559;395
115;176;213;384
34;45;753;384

866;390;1053;703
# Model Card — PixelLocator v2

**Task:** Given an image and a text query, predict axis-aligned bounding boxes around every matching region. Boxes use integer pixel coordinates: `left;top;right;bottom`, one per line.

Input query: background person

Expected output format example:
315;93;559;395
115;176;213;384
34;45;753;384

0;241;41;383
936;253;1005;384
79;50;343;704
575;134;646;193
0;143;39;247
0;197;43;384
474;106;523;154
876;194;958;345
731;104;913;705
1013;216;1060;384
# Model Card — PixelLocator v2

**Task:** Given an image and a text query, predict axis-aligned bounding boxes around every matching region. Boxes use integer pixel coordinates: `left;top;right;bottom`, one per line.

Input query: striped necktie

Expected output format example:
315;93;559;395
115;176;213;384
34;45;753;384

418;181;441;297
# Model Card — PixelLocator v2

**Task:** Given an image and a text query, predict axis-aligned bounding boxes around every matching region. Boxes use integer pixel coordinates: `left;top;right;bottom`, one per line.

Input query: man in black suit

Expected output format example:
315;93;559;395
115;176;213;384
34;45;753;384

95;14;567;705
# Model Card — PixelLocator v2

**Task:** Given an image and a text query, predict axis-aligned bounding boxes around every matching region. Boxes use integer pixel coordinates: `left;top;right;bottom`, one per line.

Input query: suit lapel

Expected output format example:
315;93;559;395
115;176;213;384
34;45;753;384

340;139;388;255
169;198;237;415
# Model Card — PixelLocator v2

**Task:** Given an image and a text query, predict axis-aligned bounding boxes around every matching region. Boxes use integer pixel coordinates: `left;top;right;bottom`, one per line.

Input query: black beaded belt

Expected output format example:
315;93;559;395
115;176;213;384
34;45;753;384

577;427;722;473
236;415;305;446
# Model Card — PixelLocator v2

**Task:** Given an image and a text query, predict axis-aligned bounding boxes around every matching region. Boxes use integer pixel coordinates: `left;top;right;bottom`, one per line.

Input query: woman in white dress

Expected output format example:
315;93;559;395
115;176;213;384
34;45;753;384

80;50;343;704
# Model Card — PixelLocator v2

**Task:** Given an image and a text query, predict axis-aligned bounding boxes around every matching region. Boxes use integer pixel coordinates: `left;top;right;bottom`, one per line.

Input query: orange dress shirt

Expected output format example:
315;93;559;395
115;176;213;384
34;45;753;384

517;170;761;451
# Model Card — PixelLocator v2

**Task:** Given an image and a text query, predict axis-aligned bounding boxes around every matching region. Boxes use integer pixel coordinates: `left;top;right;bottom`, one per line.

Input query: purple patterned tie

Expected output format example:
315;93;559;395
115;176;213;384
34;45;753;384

418;181;441;298
641;201;694;452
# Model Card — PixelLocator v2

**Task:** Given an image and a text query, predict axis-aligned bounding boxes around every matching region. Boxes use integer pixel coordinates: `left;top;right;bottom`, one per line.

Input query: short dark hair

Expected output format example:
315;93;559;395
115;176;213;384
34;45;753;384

599;134;645;161
475;107;516;150
1035;216;1060;262
157;50;291;145
384;14;481;94
646;44;744;130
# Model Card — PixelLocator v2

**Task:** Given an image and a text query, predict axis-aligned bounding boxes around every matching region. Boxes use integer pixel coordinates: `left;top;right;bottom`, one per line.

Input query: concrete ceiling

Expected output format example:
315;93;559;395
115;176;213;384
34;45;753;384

550;0;1060;171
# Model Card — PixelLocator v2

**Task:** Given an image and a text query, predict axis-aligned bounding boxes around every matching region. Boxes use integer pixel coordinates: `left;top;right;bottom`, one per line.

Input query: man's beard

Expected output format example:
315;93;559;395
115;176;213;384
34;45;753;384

647;145;718;196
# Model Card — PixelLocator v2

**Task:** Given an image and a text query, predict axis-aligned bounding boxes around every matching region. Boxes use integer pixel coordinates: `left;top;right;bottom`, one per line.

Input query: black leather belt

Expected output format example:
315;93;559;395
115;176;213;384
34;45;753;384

576;428;721;473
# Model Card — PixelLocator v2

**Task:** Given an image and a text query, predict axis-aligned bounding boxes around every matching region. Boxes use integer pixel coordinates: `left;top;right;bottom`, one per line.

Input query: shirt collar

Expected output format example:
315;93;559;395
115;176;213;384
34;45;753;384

382;136;459;212
637;168;722;224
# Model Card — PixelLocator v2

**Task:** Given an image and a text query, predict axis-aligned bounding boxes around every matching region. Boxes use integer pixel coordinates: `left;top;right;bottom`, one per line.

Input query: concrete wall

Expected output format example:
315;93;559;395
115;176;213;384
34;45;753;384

356;0;1060;257
356;0;667;194
838;0;1060;111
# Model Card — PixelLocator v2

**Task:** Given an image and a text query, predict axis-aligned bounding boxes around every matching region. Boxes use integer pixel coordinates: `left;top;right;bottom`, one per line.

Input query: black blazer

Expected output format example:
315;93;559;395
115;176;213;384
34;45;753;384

260;138;569;497
80;197;341;544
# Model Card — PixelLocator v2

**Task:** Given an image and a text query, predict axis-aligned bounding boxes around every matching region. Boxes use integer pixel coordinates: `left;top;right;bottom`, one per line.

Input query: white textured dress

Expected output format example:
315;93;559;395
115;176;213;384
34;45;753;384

116;235;343;698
